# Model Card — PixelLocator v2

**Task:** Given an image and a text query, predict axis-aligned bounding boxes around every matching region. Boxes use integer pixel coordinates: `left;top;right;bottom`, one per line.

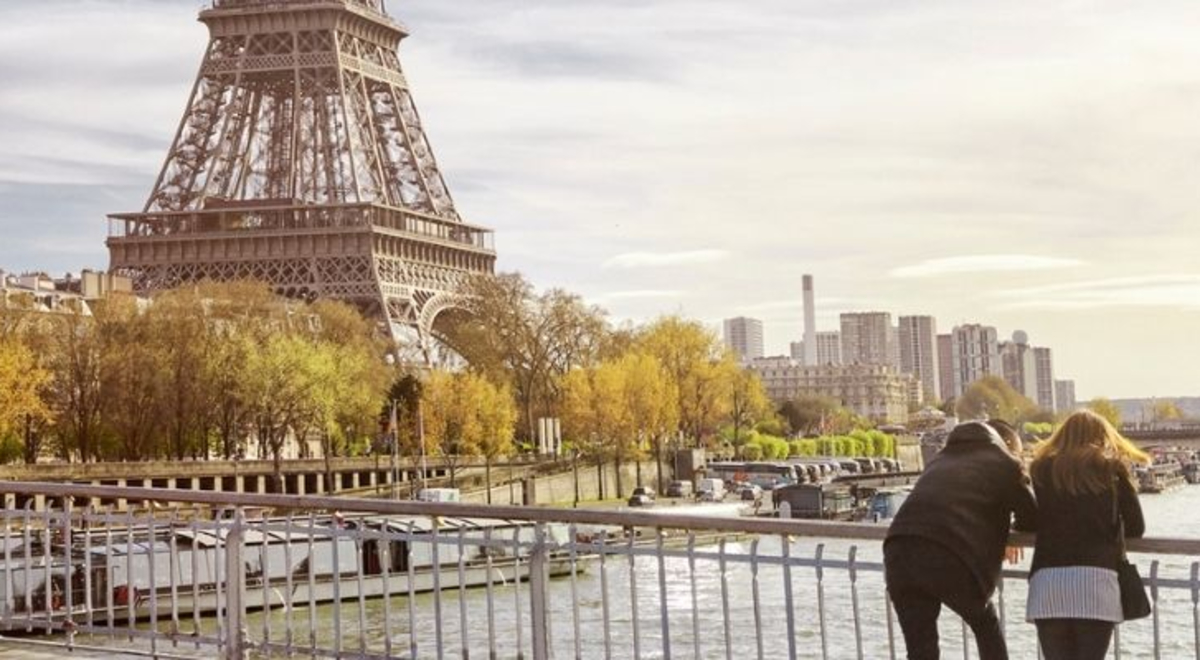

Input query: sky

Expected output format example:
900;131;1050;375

2;0;1200;399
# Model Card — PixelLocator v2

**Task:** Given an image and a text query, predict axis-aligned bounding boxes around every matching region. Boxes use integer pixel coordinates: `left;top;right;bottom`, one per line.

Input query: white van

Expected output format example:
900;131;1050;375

418;488;461;503
697;478;726;502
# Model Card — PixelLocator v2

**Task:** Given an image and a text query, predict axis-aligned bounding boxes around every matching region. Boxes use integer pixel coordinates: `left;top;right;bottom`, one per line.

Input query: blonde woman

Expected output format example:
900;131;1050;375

1026;410;1150;659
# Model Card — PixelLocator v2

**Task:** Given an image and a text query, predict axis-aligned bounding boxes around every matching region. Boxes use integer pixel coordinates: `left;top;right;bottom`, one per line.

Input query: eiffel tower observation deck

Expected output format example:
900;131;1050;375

106;0;495;352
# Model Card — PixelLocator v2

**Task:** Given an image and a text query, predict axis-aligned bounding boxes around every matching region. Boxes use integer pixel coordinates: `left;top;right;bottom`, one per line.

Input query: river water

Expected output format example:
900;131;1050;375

86;487;1200;658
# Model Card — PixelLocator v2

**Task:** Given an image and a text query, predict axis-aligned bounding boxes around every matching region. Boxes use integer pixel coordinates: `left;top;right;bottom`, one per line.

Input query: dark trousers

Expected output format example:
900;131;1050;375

885;537;1007;660
1036;619;1114;660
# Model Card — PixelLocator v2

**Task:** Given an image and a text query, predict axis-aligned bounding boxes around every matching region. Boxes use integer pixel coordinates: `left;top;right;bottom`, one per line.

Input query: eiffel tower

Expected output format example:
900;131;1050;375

106;0;495;356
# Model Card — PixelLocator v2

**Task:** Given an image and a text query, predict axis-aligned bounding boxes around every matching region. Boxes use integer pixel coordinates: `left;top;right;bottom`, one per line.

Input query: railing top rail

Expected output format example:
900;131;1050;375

2;480;1196;555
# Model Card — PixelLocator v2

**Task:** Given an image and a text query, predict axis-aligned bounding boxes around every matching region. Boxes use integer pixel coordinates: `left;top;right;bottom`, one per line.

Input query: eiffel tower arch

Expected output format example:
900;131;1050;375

106;0;495;356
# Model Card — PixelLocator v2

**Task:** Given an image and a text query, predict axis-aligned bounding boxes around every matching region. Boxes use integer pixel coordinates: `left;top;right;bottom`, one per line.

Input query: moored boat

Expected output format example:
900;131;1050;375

0;514;582;624
1136;460;1187;494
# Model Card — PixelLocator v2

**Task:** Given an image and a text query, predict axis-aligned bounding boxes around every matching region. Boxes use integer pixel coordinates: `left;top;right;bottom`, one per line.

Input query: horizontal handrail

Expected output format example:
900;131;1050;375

1;481;1195;555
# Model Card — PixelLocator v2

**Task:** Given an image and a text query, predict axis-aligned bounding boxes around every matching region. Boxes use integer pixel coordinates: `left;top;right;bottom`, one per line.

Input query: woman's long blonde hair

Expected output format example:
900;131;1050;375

1031;409;1151;495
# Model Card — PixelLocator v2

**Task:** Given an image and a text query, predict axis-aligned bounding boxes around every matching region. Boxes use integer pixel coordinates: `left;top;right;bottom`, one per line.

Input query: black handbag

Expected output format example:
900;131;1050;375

1114;479;1151;620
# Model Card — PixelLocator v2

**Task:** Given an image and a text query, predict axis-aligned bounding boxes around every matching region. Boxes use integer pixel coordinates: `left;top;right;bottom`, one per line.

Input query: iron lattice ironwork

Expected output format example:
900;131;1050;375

107;0;495;355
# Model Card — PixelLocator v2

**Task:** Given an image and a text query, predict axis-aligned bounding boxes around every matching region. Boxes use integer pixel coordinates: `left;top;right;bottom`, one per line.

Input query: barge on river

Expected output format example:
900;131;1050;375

1137;461;1187;494
0;515;579;623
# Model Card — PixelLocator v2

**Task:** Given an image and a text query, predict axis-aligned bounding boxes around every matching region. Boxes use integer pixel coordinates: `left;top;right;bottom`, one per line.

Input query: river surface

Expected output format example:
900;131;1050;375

85;487;1200;658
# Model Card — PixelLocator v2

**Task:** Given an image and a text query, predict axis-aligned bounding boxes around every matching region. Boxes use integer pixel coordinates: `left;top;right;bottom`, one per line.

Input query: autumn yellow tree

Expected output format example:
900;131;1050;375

956;375;1038;423
636;317;732;447
619;351;678;492
474;379;518;502
0;337;50;444
559;363;633;499
728;367;772;456
1151;400;1184;423
1087;397;1123;428
420;370;517;489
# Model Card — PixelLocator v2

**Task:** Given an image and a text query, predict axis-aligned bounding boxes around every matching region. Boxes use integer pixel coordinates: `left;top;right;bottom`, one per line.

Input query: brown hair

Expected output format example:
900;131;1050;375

1031;409;1150;495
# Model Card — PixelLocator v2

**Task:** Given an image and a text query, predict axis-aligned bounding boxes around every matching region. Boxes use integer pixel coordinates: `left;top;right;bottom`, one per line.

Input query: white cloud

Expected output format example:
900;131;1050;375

890;255;1085;279
994;275;1200;310
595;289;683;301
603;250;728;269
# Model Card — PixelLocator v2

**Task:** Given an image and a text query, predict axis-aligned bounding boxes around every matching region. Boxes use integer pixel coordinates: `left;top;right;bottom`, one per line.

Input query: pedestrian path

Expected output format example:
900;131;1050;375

0;638;181;659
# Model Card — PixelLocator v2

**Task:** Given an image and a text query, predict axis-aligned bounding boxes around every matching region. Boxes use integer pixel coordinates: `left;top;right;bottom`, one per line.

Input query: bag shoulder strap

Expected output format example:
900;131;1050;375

1113;474;1128;560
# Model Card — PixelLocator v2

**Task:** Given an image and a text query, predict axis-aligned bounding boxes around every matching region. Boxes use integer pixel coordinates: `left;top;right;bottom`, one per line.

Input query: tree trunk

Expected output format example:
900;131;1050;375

22;415;35;464
323;432;335;495
614;454;624;498
596;460;604;500
485;455;492;505
271;440;283;495
573;453;580;507
654;437;664;494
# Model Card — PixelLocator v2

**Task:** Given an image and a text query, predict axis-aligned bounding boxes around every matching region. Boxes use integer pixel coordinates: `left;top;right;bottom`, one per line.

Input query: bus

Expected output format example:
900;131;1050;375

705;461;801;489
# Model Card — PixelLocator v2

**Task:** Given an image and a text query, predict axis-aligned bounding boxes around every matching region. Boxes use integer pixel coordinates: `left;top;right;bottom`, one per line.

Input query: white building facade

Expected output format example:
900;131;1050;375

749;358;912;424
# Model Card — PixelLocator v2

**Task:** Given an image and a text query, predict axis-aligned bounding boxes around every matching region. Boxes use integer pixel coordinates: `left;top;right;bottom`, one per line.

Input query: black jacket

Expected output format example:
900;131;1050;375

1029;459;1144;575
886;422;1037;597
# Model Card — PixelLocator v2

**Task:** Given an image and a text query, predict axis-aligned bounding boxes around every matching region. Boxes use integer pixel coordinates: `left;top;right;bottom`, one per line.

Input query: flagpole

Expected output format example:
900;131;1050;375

389;400;399;500
417;398;428;497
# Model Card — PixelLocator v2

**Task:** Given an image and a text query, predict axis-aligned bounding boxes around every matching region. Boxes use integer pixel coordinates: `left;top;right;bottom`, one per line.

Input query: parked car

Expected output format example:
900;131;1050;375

627;486;656;507
665;480;694;498
697;478;726;502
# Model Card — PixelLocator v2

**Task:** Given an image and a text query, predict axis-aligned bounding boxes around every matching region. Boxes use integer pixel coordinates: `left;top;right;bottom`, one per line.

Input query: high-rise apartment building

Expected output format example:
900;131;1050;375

1034;347;1056;411
1000;330;1038;401
790;332;842;365
789;341;805;360
950;324;1000;398
898;316;940;401
937;333;955;403
815;331;842;366
1055;379;1077;412
840;312;893;367
723;317;764;361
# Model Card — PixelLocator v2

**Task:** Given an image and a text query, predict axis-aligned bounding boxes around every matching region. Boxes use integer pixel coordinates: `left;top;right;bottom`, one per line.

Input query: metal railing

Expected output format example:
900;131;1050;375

0;481;1195;659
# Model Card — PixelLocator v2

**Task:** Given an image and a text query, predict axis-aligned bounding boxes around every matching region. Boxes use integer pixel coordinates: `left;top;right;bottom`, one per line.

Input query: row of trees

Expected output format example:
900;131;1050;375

0;282;392;475
445;273;777;443
2;273;861;500
953;375;1133;430
741;429;897;461
556;319;773;495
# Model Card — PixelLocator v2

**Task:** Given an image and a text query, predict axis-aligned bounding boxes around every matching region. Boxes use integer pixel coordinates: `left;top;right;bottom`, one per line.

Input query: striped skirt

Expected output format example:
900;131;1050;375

1026;566;1123;622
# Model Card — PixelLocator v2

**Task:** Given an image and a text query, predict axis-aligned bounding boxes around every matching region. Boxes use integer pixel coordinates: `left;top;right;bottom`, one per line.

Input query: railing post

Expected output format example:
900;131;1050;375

224;508;247;660
529;523;551;660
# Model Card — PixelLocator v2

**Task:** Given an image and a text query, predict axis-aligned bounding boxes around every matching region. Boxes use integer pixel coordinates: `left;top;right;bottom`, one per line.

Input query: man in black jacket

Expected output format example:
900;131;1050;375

885;421;1036;660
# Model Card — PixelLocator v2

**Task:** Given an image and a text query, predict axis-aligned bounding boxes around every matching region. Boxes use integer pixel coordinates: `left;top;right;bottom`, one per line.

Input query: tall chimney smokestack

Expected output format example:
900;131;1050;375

803;274;817;365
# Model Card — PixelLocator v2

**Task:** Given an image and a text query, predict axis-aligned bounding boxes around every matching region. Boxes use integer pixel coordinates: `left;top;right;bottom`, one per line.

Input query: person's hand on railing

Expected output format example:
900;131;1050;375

1004;545;1024;565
